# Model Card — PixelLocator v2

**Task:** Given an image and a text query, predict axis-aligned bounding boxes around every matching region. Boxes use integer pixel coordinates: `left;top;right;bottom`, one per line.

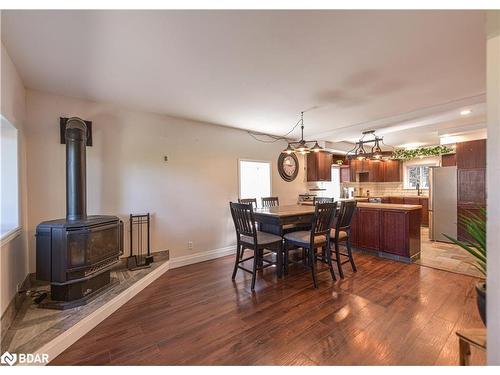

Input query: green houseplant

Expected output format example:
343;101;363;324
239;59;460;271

443;207;486;325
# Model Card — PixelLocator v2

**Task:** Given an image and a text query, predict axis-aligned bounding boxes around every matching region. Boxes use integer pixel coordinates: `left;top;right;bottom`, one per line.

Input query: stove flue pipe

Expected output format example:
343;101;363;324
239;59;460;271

65;117;87;221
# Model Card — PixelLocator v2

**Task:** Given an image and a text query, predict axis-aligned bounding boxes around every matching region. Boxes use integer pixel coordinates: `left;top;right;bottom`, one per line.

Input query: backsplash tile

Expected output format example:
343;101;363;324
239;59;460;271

341;182;429;197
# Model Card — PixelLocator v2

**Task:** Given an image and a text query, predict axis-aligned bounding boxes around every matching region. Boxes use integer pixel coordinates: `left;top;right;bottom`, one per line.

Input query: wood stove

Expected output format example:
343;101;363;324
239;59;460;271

36;117;123;309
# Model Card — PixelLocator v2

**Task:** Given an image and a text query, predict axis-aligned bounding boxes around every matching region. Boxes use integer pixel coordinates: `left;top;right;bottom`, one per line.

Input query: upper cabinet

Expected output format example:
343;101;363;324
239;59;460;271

456;139;486;169
349;159;402;182
306;151;332;181
382;160;402;182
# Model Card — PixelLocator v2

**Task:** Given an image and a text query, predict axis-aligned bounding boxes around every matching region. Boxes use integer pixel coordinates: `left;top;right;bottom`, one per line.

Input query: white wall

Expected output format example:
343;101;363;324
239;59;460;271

487;10;500;366
24;90;306;270
0;43;29;316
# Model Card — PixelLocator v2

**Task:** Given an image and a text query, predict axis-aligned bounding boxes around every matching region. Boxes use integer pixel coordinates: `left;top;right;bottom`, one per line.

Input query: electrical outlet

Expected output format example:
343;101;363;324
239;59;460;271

188;241;193;250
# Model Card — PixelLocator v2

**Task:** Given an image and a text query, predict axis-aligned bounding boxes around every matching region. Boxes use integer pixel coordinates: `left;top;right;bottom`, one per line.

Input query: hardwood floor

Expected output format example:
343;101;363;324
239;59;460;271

52;251;486;365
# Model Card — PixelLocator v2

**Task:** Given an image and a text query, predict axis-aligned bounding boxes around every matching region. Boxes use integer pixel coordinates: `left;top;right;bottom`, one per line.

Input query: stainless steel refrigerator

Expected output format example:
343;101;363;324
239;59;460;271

429;166;457;242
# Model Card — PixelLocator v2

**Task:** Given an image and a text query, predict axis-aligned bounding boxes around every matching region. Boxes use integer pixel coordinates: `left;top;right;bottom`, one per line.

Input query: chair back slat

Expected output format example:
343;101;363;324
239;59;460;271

262;197;279;207
311;202;337;238
238;198;257;209
313;197;334;205
336;200;357;230
230;202;257;238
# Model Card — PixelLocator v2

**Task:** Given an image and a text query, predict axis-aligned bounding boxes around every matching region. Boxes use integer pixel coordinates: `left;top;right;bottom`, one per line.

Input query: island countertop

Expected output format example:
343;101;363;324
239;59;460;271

299;201;422;211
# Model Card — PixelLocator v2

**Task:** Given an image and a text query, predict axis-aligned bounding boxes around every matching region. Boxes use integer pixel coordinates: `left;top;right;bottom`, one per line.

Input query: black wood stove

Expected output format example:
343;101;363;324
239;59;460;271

36;117;123;309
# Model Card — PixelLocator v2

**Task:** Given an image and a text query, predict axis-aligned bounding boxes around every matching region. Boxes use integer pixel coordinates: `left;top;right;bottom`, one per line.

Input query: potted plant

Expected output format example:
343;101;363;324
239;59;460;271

443;207;486;325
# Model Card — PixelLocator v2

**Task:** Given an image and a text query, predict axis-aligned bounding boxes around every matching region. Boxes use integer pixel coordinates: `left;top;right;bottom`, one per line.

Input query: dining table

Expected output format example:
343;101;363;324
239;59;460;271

253;204;316;277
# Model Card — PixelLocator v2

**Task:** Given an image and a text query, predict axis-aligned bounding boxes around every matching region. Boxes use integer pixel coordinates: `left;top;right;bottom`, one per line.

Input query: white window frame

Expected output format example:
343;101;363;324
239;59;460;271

1;114;21;244
237;159;272;208
405;163;433;189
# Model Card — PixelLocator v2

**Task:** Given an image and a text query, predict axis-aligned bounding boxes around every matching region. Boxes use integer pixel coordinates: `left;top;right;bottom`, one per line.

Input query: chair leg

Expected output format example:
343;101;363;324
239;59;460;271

346;238;357;272
283;240;289;275
334;241;345;279
251;249;259;291
232;242;241;280
277;242;283;278
326;242;337;282
239;245;245;260
308;248;318;288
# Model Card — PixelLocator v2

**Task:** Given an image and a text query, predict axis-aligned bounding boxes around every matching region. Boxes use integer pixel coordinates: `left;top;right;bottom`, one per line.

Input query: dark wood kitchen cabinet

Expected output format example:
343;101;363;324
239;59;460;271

441;153;457;167
340;166;350;182
403;197;428;226
356;208;381;251
349;159;402;182
383;160;402;182
456;139;487;241
456;139;486;169
457;168;486;205
350;205;421;262
306;151;332;181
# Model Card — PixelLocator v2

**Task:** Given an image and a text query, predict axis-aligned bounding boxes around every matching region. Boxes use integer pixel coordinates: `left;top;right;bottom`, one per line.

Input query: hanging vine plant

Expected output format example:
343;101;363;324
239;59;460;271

392;145;454;161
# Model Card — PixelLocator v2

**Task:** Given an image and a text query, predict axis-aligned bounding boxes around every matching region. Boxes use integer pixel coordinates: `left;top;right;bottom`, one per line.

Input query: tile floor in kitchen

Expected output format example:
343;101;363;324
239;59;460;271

416;227;481;278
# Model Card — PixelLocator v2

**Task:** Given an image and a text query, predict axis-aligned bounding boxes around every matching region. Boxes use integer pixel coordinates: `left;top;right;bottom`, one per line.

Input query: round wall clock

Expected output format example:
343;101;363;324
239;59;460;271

278;153;299;182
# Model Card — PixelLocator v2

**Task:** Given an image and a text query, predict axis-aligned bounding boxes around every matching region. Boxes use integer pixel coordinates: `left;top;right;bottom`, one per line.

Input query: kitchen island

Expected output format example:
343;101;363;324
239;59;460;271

350;202;421;262
299;201;421;262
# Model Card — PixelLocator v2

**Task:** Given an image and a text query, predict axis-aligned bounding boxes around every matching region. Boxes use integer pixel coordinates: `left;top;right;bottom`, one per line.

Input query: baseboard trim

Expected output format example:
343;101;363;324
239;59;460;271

32;260;170;365
170;245;236;269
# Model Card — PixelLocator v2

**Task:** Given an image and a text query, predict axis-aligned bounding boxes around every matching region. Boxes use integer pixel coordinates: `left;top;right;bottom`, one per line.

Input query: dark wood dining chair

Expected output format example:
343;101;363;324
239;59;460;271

283;202;337;288
262;197;279;207
229;202;284;290
238;198;258;209
330;200;358;278
313;197;335;205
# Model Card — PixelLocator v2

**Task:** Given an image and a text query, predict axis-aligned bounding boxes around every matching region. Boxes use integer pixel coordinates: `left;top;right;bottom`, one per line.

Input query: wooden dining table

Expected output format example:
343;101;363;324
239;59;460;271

253;204;316;277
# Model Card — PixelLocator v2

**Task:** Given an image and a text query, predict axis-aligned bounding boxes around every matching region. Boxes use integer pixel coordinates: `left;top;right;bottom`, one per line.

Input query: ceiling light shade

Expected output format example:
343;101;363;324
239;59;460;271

282;112;319;155
311;142;323;153
282;144;294;154
347;130;394;160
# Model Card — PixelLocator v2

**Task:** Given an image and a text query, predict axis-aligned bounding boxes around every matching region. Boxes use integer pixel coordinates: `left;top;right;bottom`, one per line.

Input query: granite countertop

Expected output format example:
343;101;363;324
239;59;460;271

356;202;422;210
297;201;421;211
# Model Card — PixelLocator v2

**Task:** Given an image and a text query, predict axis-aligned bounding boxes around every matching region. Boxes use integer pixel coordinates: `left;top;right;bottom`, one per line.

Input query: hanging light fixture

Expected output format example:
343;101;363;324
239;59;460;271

282;112;323;155
347;130;393;161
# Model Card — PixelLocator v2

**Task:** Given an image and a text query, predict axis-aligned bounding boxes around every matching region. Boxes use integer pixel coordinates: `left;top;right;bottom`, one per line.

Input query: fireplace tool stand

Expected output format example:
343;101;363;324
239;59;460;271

127;213;154;270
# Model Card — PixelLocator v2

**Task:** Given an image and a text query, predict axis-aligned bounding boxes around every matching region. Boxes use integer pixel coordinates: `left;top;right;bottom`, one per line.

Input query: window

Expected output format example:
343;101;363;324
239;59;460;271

238;160;271;208
1;115;19;238
406;164;430;189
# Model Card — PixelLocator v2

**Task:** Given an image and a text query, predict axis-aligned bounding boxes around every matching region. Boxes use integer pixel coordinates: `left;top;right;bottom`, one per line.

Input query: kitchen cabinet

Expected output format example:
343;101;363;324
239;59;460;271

349;159;402;182
456;139;486;169
389;197;404;204
441;153;457;167
457;168;486;205
457;205;486;242
340;166;350;183
306;151;332;181
456;139;487;241
403;197;428;226
383;160;402;182
350;205;421;262
356;208;381;251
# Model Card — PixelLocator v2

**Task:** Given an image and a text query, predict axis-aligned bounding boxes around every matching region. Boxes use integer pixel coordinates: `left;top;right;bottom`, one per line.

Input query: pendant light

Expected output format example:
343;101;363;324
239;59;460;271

282;112;323;155
347;130;393;161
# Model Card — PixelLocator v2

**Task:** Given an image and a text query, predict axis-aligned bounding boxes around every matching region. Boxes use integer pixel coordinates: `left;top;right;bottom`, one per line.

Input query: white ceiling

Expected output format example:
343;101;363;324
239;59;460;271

1;10;487;146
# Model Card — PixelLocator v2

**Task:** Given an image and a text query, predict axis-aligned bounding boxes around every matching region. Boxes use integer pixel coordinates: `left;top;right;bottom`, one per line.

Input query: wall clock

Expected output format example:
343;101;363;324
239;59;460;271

278;153;299;182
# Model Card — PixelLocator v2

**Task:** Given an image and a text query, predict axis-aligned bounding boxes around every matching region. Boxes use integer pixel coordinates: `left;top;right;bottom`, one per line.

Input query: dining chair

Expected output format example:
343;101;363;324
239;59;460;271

238;198;258;209
329;200;358;278
229;202;284;290
313;197;335;205
261;197;279;207
283;202;337;288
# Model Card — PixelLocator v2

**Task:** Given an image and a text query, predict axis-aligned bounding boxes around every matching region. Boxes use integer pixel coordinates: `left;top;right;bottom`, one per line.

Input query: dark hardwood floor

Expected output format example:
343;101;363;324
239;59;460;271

52;251;486;365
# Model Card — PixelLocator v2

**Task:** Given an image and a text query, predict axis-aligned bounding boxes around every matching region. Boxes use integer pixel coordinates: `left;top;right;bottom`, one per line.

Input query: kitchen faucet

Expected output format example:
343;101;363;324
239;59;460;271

416;182;421;196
